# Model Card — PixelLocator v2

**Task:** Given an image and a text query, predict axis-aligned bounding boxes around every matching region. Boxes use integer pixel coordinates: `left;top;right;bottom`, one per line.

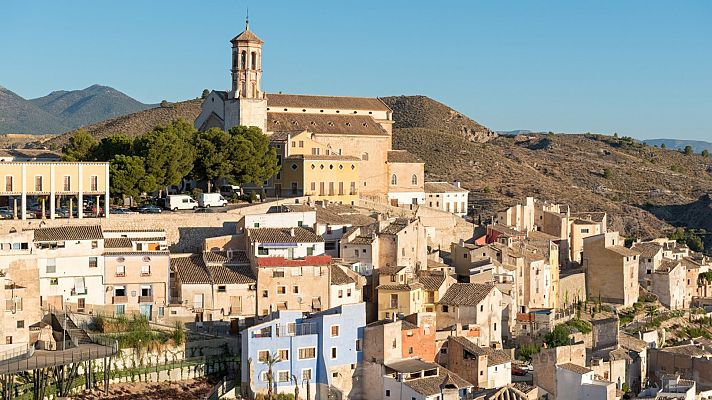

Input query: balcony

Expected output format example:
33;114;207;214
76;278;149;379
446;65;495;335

115;273;126;278
138;296;153;303
140;272;151;277
112;296;128;304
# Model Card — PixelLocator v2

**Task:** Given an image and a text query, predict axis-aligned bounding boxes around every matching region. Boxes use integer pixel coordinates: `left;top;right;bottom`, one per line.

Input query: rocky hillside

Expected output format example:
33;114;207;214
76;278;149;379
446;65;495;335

394;127;712;248
380;95;496;143
40;99;202;148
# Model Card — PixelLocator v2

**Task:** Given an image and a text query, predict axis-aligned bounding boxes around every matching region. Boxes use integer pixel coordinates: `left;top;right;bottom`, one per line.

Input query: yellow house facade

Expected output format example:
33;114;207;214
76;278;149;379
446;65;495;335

0;161;110;219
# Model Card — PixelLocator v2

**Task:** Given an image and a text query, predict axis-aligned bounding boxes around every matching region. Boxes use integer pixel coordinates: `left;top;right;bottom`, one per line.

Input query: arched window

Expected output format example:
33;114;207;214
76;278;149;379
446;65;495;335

391;174;397;185
240;51;246;69
411;175;418;185
362;152;369;161
251;52;257;69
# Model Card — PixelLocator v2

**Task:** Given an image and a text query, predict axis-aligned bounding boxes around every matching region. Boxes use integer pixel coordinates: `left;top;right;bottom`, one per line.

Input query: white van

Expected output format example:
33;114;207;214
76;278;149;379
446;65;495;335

198;193;228;208
165;195;198;211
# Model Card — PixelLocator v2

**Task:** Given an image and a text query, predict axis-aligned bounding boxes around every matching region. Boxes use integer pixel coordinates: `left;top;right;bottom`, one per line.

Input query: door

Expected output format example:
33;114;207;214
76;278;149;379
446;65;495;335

140;304;153;321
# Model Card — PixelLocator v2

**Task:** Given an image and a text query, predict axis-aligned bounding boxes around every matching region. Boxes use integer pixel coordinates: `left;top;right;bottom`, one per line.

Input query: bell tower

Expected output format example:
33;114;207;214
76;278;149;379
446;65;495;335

230;17;264;99
222;17;268;133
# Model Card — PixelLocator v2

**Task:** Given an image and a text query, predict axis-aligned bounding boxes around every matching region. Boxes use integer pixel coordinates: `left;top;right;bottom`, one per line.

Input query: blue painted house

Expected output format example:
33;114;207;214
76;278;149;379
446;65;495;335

241;303;366;399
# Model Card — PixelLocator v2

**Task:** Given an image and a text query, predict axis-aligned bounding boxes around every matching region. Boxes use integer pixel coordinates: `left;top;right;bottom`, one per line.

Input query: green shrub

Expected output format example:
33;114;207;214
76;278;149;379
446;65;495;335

545;325;572;348
518;343;541;362
564;318;592;334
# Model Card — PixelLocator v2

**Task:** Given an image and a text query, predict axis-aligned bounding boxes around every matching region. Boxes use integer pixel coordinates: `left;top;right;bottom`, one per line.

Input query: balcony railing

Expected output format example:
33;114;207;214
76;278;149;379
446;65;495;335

138;295;153;303
112;296;128;304
115;272;126;277
140;272;151;277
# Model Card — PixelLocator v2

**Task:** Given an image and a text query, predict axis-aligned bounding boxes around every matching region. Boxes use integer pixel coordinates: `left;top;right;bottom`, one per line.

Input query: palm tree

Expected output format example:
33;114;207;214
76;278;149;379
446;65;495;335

264;352;281;400
291;374;300;400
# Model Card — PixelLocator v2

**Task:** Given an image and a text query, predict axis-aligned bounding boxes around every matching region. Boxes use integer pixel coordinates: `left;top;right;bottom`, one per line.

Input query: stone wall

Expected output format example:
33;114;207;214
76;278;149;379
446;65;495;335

558;272;587;307
0;197;309;253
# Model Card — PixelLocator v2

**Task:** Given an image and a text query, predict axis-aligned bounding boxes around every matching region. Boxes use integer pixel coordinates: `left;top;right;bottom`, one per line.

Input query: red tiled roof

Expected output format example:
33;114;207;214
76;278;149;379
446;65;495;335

256;255;332;267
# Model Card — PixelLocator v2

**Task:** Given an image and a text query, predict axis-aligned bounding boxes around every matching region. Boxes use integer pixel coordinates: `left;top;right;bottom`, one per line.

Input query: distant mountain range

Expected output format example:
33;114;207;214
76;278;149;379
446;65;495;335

643;138;712;154
0;84;154;134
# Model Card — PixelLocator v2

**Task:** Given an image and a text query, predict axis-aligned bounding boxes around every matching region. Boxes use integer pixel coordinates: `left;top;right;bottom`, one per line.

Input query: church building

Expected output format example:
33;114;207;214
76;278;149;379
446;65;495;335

195;20;424;206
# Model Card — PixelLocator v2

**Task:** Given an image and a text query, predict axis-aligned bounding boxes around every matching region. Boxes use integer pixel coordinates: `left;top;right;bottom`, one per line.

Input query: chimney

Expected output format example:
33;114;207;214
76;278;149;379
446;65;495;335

290;227;295;237
454;181;461;188
459;239;465;247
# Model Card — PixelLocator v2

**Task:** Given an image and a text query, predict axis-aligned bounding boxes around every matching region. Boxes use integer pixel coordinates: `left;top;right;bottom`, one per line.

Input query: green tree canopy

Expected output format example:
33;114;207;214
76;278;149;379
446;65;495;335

93;134;134;161
192;128;235;192
227;125;279;185
134;119;196;190
684;145;693;155
545;325;572;348
62;129;97;161
109;155;156;200
702;149;710;158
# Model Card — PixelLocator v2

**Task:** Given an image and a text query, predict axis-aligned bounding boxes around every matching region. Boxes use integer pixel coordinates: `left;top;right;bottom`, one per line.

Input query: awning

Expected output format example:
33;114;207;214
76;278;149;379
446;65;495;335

74;277;86;294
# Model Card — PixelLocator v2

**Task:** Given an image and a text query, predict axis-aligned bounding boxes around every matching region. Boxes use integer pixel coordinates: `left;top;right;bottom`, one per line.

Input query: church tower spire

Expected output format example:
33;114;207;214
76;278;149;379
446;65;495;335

230;17;264;99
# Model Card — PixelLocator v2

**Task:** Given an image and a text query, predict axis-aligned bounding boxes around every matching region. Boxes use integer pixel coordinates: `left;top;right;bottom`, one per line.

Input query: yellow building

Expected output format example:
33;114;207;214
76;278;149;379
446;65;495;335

268;130;360;204
0;161;110;219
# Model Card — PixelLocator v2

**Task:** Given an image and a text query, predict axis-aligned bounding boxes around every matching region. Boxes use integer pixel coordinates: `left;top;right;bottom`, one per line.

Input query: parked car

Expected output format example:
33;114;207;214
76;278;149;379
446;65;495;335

512;367;528;376
138;205;162;214
194;207;216;214
0;208;13;219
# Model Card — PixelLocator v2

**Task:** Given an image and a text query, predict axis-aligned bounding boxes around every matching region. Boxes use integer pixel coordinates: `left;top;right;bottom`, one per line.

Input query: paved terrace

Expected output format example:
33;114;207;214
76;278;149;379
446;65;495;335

0;342;117;375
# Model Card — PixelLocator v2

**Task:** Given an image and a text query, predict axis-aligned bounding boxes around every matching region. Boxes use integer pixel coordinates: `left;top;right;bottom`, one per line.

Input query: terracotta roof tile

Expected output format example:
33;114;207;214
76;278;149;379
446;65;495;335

424;182;468;193
248;227;323;243
557;363;592;374
634;242;663;259
267;112;388;136
438;283;495;306
401;365;472;396
203;250;249;265
104;237;165;249
171;255;210;284
30;225;103;241
267;93;390;111
231;28;263;44
376;283;424;291
256;256;332;267
286;154;360;161
330;264;355;285
449;336;511;366
417;271;447;291
387;150;423;163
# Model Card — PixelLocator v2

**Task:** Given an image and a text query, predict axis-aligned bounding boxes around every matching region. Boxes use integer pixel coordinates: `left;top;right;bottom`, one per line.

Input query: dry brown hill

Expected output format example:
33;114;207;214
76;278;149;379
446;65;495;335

380;95;496;143
24;94;712;249
41;99;202;148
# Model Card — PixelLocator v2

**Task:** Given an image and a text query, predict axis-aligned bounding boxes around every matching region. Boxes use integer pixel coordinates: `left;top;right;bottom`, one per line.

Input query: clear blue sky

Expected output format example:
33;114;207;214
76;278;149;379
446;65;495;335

2;1;711;140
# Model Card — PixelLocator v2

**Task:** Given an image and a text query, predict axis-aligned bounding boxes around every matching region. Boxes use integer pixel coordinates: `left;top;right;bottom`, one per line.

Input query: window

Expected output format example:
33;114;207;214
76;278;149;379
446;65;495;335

480;305;484;312
391;174;397;185
278;371;290;383
581;228;589;234
325;242;336;251
262;290;268;298
50;278;59;286
331;325;340;337
115;305;125;315
91;240;98;249
63;176;71;191
278;349;289;361
17;320;24;329
277;286;286;295
331;347;337;359
114;286;126;296
88;257;98;268
293;286;299;294
258;246;268;256
250;51;256;69
311;147;320;155
46;259;56;274
411;174;418;185
302;368;312;381
258;350;269;363
90;175;98;192
347;288;352;297
299;140;304;148
4;176;12;192
338;290;343;298
34;176;43;191
115;265;125;277
273;269;285;278
218;285;226;293
350;181;356;195
311;182;316;191
386;390;391;397
362;152;369;161
299;347;316;359
356;339;362;351
442;305;449;312
240;50;246;69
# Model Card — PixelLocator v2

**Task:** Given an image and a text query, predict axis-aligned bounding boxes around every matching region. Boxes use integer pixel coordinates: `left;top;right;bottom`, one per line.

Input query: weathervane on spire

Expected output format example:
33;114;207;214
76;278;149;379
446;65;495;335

245;7;250;30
